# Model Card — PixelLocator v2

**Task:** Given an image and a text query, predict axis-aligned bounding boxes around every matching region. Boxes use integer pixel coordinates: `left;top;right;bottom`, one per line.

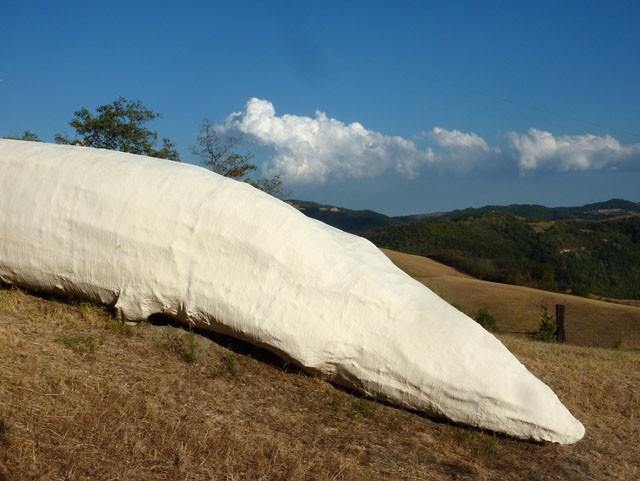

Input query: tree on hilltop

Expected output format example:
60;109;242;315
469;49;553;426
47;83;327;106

191;118;289;198
3;130;43;142
55;97;180;161
246;175;288;198
191;118;256;178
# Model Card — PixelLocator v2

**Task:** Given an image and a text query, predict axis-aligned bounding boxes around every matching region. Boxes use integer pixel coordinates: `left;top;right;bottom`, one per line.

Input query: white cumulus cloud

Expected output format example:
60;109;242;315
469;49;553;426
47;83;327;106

429;127;502;174
508;128;640;172
221;98;434;183
431;127;493;150
218;98;640;182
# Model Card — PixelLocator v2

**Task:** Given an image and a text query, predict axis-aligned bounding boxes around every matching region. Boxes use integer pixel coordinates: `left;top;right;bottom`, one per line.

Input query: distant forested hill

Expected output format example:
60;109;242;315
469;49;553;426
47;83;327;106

363;214;640;299
287;200;401;233
396;198;640;223
290;198;640;235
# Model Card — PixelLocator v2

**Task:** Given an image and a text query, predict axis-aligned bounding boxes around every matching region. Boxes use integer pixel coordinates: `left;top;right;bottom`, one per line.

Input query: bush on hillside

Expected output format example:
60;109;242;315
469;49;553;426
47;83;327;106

534;305;557;342
474;308;497;332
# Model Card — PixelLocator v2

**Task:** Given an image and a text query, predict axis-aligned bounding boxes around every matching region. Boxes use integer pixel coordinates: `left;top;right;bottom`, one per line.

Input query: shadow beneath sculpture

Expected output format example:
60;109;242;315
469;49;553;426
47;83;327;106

146;312;540;445
146;313;307;375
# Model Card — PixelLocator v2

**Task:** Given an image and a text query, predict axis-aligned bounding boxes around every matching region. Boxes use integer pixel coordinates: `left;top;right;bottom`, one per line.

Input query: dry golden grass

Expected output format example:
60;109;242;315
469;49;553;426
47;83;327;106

1;285;639;480
383;249;640;350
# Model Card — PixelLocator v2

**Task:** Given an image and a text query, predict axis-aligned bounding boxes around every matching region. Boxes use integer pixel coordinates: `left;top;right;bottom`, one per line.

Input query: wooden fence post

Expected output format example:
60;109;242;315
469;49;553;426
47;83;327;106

556;304;566;343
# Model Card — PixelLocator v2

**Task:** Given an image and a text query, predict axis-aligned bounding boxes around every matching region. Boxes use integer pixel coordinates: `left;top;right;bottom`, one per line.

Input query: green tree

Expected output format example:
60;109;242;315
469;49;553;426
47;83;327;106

474;307;497;332
191;118;289;198
534;305;557;342
3;130;43;142
191;118;256;178
246;175;289;200
55;97;180;161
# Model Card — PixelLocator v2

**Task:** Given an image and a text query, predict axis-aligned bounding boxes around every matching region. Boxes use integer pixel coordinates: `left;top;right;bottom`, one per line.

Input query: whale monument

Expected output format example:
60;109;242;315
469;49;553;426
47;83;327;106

0;139;584;444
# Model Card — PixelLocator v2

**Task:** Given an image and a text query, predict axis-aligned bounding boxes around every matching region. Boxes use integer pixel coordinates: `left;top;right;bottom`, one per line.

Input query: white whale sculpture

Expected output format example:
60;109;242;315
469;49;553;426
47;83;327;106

0;139;584;443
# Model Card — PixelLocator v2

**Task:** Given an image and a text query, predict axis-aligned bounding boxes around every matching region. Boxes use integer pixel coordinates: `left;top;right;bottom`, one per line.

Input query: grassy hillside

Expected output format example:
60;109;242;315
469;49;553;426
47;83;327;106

383;249;640;350
1;285;638;480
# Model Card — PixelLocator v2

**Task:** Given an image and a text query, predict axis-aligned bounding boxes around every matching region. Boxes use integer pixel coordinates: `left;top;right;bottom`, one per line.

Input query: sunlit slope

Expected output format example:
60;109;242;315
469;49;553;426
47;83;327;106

382;249;640;350
2;287;638;480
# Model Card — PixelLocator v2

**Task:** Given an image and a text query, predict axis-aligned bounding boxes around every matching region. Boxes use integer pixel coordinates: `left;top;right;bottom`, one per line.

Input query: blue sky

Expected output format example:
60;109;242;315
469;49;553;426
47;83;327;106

2;0;639;215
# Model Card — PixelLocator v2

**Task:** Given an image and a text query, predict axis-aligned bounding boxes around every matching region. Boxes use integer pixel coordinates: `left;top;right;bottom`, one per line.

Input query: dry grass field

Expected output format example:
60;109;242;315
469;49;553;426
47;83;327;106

383;249;640;350
1;251;639;480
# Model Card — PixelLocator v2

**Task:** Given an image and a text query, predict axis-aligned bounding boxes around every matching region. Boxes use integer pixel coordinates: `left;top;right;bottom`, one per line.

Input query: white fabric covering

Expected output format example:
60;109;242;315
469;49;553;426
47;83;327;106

0;139;584;443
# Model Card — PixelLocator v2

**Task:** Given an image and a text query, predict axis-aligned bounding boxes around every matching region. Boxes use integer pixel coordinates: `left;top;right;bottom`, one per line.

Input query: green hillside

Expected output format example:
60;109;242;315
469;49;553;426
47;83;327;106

399;198;640;223
364;214;640;299
287;200;400;233
291;198;640;235
289;198;640;299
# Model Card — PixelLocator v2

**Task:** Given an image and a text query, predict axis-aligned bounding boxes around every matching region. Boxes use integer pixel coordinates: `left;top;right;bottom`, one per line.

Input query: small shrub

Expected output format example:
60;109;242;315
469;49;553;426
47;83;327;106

24;306;41;320
161;325;198;363
221;352;244;378
106;318;133;336
534;305;557;342
183;326;197;363
75;301;109;324
352;397;376;419
474;308;496;332
328;396;345;412
451;303;466;313
477;435;499;458
0;286;26;314
55;335;97;354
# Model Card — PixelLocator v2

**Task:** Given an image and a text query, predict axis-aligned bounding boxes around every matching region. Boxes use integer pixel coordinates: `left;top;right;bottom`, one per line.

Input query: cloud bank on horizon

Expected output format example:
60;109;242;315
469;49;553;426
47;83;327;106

509;129;640;173
221;98;640;184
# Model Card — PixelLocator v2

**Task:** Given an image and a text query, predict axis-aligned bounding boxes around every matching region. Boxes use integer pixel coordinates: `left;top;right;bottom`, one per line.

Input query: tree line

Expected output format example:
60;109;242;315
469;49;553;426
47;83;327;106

4;97;287;198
